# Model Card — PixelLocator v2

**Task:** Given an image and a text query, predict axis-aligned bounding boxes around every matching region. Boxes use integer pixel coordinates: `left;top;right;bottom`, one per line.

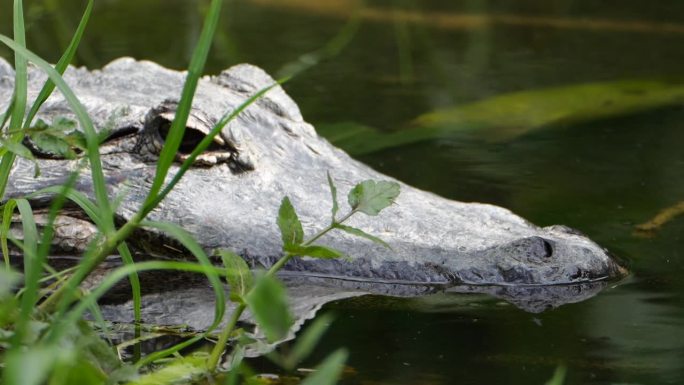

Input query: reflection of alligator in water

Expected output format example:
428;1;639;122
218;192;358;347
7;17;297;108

0;57;625;331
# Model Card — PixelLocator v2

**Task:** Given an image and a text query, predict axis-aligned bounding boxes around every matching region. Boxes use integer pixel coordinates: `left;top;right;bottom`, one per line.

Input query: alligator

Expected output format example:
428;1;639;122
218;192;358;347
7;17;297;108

0;57;626;333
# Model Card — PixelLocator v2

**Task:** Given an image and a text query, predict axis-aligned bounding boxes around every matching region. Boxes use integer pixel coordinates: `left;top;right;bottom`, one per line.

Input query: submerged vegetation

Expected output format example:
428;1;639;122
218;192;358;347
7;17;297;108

318;79;684;155
0;0;400;383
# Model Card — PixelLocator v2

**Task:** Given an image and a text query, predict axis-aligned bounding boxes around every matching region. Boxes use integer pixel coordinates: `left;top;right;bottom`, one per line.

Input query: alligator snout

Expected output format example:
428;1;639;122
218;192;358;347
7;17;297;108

449;233;626;286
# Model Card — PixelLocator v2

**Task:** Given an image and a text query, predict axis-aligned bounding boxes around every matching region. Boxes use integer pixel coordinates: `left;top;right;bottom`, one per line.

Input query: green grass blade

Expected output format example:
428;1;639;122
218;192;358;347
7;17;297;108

0;0;28;201
24;0;94;128
0;155;18;202
117;243;141;322
9;0;27;132
12;170;78;346
0;95;14;130
15;198;36;269
143;0;224;209
117;241;142;362
140;220;225;332
276;9;361;79
28;184;101;228
11;198;38;345
0;35;115;235
1;199;17;269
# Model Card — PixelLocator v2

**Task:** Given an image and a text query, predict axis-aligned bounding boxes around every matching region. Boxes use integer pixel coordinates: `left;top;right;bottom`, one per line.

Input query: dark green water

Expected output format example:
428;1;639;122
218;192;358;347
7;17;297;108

2;0;684;383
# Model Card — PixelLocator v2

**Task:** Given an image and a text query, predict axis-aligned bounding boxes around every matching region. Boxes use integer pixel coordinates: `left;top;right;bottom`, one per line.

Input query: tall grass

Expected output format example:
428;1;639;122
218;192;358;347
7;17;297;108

0;1;399;384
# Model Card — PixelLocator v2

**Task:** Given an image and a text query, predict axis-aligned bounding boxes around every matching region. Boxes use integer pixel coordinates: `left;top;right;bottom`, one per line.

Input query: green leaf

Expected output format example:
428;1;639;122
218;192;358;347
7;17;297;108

283;314;334;371
49;116;78;131
29;131;77;159
327;171;339;221
0;268;20;298
277;197;304;248
299;349;348;385
334;223;391;249
217;249;253;302
285;244;344;260
123;355;208;385
3;346;57;385
0;138;34;160
0;139;39;178
347;180;400;216
245;274;293;343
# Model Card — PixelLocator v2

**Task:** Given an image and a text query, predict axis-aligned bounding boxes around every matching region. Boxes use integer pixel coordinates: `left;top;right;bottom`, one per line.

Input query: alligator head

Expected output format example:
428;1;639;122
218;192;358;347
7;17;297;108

0;58;626;313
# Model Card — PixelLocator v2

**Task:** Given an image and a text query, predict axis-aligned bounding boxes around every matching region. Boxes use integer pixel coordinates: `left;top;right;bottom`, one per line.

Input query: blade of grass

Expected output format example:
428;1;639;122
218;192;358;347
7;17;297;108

10;169;79;348
28;184;102;229
1;199;17;269
24;0;94;128
275;8;361;80
11;198;38;345
142;0;224;210
0;35;115;236
0;95;14;130
0;0;28;201
9;0;27;132
117;241;142;362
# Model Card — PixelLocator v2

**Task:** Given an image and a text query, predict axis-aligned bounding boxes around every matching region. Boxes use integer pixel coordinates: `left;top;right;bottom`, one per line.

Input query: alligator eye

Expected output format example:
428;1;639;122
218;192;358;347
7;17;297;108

156;118;225;155
142;101;235;166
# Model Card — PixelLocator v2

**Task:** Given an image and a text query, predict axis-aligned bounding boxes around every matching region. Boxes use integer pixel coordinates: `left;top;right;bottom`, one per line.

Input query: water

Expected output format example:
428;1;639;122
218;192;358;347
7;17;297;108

2;0;684;383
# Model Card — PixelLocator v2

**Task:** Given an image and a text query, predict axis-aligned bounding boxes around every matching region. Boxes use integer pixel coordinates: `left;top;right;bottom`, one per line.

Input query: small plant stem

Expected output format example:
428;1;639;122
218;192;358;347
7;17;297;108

207;209;358;370
266;210;355;277
207;302;245;371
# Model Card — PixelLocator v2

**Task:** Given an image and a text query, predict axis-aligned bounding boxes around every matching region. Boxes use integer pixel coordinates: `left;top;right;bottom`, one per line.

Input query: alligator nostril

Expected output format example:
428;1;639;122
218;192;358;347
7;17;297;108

523;236;554;261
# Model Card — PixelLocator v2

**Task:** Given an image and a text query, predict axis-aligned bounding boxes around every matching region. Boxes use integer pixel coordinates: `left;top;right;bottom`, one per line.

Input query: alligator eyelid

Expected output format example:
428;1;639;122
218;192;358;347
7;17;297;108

102;126;139;143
